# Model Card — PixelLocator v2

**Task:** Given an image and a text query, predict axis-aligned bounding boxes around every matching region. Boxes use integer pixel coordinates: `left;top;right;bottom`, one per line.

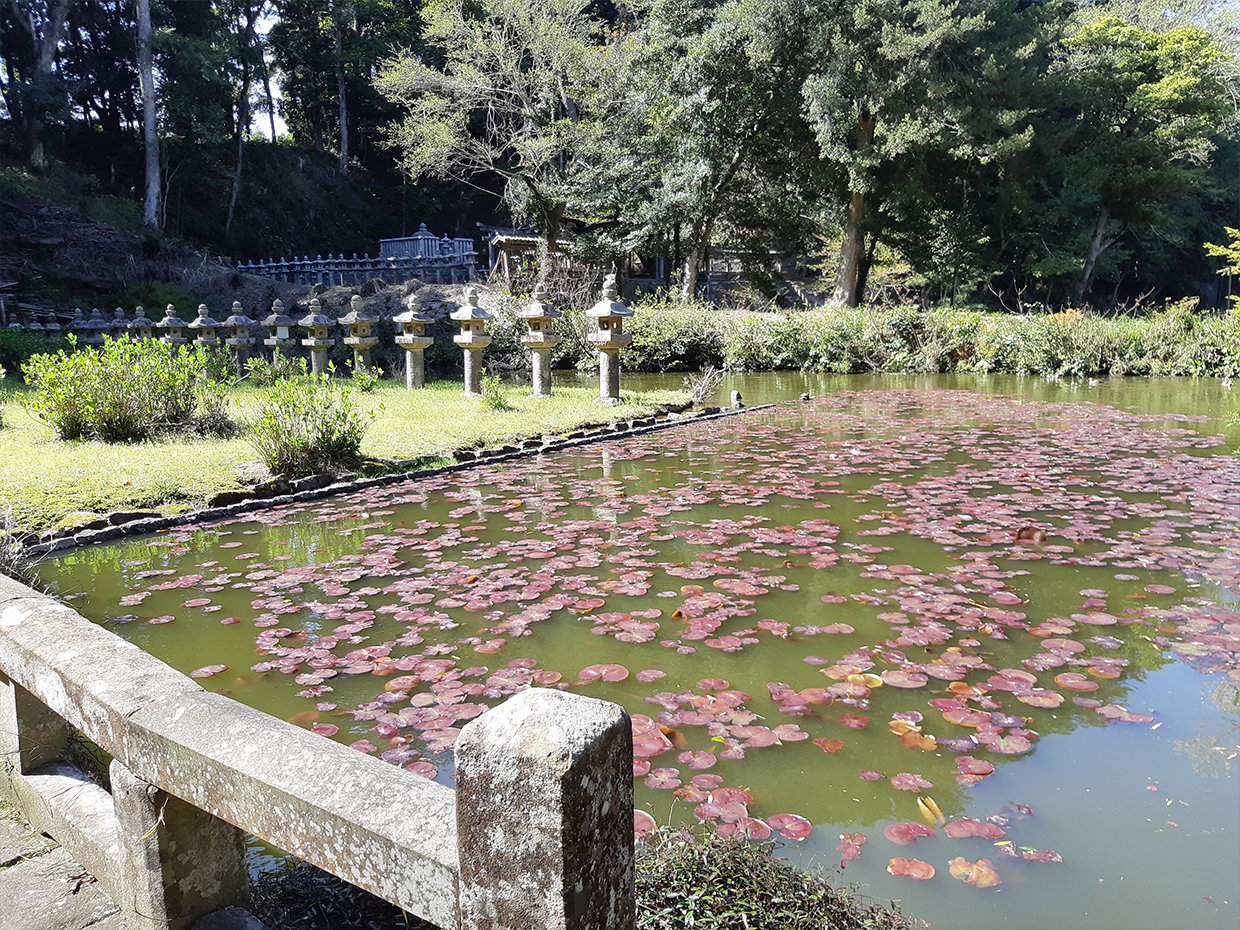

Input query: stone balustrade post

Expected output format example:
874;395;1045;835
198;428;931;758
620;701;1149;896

0;673;68;781
455;688;635;930
110;760;248;930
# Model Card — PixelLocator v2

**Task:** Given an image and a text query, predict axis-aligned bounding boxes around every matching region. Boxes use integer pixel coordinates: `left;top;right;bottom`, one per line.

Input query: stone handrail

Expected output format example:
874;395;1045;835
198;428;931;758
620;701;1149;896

0;573;635;930
235;253;476;287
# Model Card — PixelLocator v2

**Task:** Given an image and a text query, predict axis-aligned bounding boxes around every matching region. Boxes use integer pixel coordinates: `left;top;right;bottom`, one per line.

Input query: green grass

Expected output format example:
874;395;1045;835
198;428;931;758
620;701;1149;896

0;377;684;534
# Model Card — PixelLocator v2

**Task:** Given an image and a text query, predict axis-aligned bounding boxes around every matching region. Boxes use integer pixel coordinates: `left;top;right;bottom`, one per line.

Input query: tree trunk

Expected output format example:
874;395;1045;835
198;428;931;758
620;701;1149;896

29;0;70;171
855;231;880;307
138;0;160;229
1075;206;1117;302
225;7;256;234
537;201;565;284
680;218;714;303
832;113;877;308
335;5;349;174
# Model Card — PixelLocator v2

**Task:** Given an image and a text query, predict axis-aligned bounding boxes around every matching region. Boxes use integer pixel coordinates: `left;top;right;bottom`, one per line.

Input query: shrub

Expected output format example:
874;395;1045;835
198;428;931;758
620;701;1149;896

244;349;303;387
636;829;922;930
0;326;63;376
479;368;512;411
23;336;233;441
348;358;382;393
249;369;371;477
624;295;727;372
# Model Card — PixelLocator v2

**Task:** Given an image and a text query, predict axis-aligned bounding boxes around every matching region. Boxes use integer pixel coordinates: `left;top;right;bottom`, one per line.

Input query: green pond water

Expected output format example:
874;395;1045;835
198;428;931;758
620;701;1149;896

38;374;1240;930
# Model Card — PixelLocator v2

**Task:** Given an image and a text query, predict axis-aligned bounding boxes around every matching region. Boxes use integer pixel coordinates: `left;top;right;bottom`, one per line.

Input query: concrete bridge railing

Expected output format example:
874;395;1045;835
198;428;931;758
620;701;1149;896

0;573;635;930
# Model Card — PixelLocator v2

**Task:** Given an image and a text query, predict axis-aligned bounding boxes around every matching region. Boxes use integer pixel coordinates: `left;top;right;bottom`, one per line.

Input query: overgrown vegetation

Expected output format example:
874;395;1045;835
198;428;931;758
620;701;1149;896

248;365;371;477
554;296;1240;380
23;336;234;441
636;830;921;930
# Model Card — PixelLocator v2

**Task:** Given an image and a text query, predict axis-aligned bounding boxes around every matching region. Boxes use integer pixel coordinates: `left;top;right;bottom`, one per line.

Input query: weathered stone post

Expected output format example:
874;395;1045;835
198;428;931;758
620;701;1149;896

156;305;188;347
455;688;635;930
394;295;435;389
222;301;256;371
261;299;298;361
451;285;492;396
339;294;379;373
187;304;223;350
299;298;336;377
110;759;248;930
521;284;562;397
587;275;632;405
0;673;68;788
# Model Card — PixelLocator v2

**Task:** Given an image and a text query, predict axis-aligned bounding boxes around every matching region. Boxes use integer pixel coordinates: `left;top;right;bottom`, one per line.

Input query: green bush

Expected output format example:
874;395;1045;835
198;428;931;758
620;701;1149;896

623;295;727;372
636;829;920;930
249;367;371;476
0;327;64;376
23;336;233;441
244;349;303;386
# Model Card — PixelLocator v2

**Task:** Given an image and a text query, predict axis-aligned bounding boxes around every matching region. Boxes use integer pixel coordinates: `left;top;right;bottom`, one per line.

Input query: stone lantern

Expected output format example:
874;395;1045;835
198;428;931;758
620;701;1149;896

41;311;61;336
84;307;108;346
68;307;88;342
188;304;223;349
261;299;298;357
520;284;562;397
157;305;188;346
108;307;132;341
339;294;379;372
586;274;632;405
451;285;492;395
299;298;336;376
222;301;256;368
131;306;155;341
393;295;435;389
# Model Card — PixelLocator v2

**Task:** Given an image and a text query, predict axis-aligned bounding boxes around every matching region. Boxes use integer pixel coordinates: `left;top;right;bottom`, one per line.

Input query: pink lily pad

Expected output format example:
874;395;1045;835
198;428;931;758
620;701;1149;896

838;714;870;729
678;750;717;769
634;810;658;838
890;772;934;791
881;669;929;688
580;663;629;682
766;814;813;840
836;832;866;859
944;818;1006;839
884;822;936;845
190;665;228;678
887;857;935;879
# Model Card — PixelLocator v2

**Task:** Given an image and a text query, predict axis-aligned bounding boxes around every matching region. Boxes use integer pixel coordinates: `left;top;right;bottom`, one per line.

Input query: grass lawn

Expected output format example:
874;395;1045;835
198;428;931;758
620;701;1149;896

0;376;685;534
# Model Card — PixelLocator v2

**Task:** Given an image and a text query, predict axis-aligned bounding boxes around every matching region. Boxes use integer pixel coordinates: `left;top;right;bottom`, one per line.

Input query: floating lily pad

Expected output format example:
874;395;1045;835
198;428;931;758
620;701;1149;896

948;856;1002;888
887;857;935;879
884;822;936;845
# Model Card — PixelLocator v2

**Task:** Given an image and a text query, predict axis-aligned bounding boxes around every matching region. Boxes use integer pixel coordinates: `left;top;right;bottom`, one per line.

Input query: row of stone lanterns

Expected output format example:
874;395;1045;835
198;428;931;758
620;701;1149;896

43;276;635;402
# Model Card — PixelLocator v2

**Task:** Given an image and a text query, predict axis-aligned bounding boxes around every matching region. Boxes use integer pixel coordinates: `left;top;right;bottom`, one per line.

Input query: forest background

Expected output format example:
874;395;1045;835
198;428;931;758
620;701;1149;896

1;0;1238;312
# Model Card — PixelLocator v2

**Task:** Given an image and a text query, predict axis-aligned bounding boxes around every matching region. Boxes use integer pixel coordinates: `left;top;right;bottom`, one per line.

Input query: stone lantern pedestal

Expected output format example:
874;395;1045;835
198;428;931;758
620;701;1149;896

188;305;223;351
393;297;435;389
108;307;132;341
261;299;298;360
520;284;562;397
223;301;256;370
156;306;188;347
451;286;492;396
299;298;336;377
339;295;379;373
587;274;633;405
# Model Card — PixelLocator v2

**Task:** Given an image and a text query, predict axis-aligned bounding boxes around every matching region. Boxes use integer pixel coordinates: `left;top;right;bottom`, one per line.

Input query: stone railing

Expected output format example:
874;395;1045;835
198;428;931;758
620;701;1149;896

0;574;635;930
236;252;476;287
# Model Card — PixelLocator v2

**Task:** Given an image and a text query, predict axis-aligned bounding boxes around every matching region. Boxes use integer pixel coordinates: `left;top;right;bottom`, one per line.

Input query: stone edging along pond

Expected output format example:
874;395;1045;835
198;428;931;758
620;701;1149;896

21;402;776;557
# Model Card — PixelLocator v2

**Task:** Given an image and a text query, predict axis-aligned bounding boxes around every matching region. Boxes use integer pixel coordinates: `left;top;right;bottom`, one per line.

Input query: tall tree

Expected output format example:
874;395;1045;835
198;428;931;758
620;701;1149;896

1059;16;1232;300
2;0;70;170
377;0;609;279
138;0;159;228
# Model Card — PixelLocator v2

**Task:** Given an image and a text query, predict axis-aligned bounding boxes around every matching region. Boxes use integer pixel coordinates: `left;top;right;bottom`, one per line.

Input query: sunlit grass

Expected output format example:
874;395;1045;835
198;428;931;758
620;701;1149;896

0;376;684;533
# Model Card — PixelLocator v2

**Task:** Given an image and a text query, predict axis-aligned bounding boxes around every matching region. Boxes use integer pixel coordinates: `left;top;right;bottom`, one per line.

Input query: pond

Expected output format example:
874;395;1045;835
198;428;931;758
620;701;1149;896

38;374;1240;930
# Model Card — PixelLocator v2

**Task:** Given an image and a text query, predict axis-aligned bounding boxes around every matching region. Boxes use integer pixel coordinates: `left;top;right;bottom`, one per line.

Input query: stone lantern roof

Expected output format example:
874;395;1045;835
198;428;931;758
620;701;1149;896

222;301;256;330
261;299;297;331
298;298;334;330
157;305;187;329
188;304;224;331
586;275;633;321
338;294;379;328
519;284;563;322
393;294;436;327
109;307;132;337
131;306;154;337
449;285;492;323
